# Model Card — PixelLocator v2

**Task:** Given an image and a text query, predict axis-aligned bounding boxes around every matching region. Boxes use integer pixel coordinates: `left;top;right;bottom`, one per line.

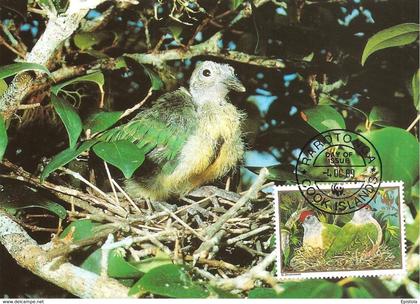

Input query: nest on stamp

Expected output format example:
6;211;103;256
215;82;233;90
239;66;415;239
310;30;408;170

288;244;400;272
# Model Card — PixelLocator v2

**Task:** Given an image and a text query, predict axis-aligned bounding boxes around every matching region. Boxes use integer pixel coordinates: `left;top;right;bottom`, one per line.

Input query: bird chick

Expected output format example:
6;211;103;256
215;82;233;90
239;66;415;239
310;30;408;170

104;61;246;201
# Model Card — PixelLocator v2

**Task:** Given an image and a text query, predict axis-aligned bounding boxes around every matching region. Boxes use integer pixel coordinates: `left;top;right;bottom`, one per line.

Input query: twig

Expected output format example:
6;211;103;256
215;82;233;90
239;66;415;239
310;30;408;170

0;160;127;223
103;161;121;207
226;226;271;245
46;224;121;259
160;205;206;241
236;242;267;257
194;230;226;260
407;114;420;132
0;36;26;58
59;167;127;217
119;87;153;119
184;255;239;272
139;13;152;49
16;103;41;110
213;250;278;291
111;179;142;213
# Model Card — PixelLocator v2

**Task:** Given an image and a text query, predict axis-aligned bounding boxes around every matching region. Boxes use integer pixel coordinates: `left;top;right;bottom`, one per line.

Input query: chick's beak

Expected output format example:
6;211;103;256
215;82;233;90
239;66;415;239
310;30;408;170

225;75;246;92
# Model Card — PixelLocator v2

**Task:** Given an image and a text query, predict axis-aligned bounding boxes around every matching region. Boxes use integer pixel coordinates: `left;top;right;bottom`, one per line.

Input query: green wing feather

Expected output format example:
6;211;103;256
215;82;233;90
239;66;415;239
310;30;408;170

322;223;341;248
100;87;197;173
325;223;357;257
352;223;378;248
326;222;378;258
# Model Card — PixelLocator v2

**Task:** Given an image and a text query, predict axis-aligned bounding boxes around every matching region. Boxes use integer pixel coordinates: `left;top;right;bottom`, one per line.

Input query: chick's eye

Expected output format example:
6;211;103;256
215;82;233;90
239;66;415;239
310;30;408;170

202;69;211;77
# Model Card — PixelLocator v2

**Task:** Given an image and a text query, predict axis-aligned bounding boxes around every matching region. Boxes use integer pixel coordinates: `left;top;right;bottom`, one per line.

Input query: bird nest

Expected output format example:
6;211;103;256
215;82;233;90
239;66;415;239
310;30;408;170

288;244;400;272
1;161;276;295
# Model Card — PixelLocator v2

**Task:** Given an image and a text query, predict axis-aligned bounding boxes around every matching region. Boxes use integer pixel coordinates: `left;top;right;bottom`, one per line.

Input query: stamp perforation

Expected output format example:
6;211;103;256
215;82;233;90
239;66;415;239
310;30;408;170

273;181;407;280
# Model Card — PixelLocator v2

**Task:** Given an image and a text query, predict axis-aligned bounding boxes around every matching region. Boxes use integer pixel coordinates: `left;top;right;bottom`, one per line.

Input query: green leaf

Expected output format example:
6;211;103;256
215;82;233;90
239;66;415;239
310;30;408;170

119;279;135;287
248;288;281;298
412;70;419;111
129;264;209;298
36;0;57;14
51;0;68;12
108;249;143;278
169;26;183;40
51;95;83;149
84;111;123;134
302;52;314;62
368;106;396;126
302;105;346;133
361;23;420;66
206;286;239;298
51;71;105;95
0;114;8;161
0;181;67;219
115;57;128;69
81;248;102;274
0;62;51;79
352;278;393;298
92;140;145;178
133;251;172;273
11;200;66;219
73;32;114;51
60;219;99;241
82;248;143;279
278;280;343;298
0;79;7;95
229;0;244;10
363;127;419;188
41;139;97;181
347;287;373;298
142;66;163;91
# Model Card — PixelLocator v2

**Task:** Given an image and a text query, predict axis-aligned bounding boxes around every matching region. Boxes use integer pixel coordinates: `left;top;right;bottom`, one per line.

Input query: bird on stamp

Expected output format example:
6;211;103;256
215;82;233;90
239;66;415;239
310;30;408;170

101;61;246;201
299;210;341;250
325;205;383;258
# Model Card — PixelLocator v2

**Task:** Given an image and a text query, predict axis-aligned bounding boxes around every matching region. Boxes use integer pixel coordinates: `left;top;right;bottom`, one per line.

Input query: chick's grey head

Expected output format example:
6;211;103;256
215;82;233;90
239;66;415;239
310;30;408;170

189;61;245;105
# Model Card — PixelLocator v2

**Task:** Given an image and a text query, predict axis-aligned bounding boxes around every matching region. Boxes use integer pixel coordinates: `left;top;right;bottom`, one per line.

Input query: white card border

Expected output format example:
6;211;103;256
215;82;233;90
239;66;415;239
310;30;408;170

273;181;407;280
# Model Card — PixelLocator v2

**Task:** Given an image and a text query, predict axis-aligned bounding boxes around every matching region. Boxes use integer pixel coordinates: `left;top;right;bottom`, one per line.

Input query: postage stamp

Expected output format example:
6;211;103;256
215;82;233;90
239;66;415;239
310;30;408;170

273;181;406;279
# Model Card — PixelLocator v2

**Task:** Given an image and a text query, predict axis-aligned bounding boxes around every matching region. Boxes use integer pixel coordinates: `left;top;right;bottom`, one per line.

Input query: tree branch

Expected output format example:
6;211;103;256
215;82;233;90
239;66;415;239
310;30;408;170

0;209;130;298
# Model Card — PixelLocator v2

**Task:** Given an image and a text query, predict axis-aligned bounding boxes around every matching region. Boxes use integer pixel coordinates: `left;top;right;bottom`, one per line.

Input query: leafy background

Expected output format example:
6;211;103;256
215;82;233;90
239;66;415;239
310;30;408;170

0;0;419;299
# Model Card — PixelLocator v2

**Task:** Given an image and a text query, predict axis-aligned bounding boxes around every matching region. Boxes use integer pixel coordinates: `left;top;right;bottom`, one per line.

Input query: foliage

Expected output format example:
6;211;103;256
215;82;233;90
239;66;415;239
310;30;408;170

361;23;419;66
0;62;51;79
92;140;145;178
0;0;418;299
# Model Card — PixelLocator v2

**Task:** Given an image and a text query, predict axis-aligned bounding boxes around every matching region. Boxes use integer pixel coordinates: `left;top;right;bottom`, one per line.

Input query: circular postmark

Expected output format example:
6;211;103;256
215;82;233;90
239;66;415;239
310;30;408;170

295;129;382;214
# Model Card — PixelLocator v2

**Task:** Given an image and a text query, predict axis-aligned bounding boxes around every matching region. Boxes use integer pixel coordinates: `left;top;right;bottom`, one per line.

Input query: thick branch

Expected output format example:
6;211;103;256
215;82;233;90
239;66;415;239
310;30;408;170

0;209;130;298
